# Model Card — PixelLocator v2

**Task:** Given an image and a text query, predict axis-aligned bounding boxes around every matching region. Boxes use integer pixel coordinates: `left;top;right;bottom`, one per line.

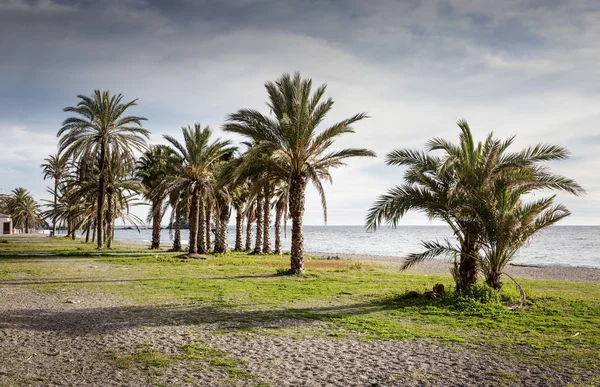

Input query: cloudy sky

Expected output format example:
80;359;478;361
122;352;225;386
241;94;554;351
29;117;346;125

1;0;599;225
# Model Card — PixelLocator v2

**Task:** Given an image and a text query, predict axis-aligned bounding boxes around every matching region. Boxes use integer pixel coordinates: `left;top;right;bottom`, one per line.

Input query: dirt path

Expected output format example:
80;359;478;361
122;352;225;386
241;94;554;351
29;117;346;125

1;285;595;386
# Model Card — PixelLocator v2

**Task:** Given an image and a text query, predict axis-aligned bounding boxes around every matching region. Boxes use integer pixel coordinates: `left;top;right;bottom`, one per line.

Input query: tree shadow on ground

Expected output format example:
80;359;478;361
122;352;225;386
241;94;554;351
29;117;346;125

0;293;440;337
0;273;280;286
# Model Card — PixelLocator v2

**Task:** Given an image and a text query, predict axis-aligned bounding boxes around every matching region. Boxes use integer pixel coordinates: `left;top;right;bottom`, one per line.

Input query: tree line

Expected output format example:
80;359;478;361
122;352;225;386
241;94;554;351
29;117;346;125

2;72;584;292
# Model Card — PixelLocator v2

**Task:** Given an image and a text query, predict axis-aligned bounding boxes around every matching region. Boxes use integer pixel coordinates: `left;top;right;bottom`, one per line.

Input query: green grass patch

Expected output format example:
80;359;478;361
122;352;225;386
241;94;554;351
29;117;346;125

181;343;255;378
108;348;173;370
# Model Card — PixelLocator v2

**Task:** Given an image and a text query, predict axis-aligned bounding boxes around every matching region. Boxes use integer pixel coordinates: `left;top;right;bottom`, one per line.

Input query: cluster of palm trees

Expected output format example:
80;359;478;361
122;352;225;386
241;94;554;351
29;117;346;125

366;121;584;290
40;73;373;275
34;72;581;289
0;188;43;233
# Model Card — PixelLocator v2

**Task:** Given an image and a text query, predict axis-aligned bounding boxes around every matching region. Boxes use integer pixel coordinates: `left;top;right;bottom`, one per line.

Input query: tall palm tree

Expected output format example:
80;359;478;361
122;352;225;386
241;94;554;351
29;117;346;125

41;152;70;236
58;90;148;249
224;72;375;273
160;124;236;257
367;120;583;291
136;146;174;249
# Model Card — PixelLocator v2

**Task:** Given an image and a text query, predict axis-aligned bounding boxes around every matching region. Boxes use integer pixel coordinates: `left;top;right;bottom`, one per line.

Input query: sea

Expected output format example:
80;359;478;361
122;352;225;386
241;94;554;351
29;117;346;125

113;225;600;269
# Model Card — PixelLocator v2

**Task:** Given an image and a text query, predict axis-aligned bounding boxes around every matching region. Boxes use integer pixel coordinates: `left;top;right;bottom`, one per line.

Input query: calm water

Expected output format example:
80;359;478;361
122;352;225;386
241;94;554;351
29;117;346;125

114;225;600;268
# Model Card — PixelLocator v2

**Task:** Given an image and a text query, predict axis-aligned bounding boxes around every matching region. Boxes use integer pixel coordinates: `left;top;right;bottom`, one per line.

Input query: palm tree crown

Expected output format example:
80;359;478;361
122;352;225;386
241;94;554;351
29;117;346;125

57;90;148;248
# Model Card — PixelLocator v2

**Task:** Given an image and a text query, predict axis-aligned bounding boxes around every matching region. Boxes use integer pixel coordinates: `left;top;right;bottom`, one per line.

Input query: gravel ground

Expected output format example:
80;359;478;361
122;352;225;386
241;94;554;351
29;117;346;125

0;284;597;386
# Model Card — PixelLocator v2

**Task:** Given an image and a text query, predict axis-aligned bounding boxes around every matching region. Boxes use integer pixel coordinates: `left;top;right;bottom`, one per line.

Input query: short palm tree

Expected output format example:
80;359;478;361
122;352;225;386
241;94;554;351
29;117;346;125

160;124;236;256
367;120;584;291
41;152;70;236
58;90;148;248
474;179;575;289
224;72;376;274
7;188;42;233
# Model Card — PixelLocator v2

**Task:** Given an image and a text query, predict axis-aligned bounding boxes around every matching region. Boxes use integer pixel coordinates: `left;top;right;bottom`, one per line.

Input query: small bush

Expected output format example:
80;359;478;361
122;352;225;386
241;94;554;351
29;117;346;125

460;283;501;304
449;284;504;316
0;239;8;244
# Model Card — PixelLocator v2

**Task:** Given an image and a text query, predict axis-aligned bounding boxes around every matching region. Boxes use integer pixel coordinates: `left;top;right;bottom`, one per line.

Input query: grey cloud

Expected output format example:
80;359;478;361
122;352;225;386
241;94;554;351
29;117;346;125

0;0;599;224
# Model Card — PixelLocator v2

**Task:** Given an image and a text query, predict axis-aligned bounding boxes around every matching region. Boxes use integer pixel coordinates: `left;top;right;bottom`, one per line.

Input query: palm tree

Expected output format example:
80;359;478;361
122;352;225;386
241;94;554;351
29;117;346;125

367;120;583;291
103;155;143;248
58;90;148;249
136;146;174;249
166;190;188;251
224;72;375;273
70;154;142;247
231;182;249;251
7;188;42;233
41;152;70;236
160;124;236;257
474;178;576;289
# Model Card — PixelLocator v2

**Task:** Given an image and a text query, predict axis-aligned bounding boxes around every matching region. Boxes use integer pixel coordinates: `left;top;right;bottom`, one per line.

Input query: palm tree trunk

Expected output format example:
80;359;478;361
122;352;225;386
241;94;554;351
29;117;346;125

85;225;90;243
197;200;207;254
105;191;114;248
234;204;243;251
274;203;283;255
188;188;200;255
245;205;254;251
205;200;212;251
289;175;307;274
52;179;58;236
173;202;182;251
91;220;96;243
485;272;503;290
151;201;162;249
214;199;230;254
96;141;107;249
457;239;478;292
254;194;264;254
262;184;272;254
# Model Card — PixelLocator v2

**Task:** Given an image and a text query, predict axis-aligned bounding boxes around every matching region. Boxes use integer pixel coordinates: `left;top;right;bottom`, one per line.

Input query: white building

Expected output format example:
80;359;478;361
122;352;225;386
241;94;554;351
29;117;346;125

0;214;12;235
